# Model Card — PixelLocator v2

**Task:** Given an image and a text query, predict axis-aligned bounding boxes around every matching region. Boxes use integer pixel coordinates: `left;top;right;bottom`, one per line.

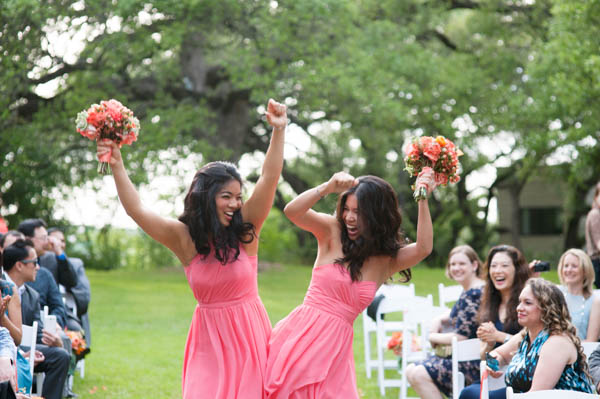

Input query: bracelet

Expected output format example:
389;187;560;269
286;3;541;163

315;186;325;199
503;334;511;344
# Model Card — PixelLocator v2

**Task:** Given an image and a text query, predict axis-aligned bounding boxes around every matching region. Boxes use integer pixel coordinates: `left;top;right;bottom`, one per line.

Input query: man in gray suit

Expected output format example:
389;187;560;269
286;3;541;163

49;228;91;346
3;239;70;399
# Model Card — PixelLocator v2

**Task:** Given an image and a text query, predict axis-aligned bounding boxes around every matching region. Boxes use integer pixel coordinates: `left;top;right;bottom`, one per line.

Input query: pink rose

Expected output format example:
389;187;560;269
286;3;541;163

103;99;124;122
422;142;441;162
435;172;448;186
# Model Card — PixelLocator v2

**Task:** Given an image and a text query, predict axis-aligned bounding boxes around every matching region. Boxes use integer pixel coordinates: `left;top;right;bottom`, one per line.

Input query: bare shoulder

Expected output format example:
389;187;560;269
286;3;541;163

542;334;577;362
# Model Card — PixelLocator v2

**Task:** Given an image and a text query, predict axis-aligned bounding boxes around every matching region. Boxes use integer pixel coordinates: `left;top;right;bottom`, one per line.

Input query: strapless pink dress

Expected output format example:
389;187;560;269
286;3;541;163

182;247;271;399
265;263;377;398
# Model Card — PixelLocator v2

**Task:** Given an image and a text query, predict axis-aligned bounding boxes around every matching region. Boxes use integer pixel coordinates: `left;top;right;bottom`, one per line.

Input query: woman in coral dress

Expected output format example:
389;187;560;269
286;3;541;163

265;170;436;398
98;99;288;399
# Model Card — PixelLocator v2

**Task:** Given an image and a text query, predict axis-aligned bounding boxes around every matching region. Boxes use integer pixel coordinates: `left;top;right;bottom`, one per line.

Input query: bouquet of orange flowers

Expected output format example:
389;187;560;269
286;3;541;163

76;99;140;174
65;329;89;358
403;135;463;201
387;331;421;356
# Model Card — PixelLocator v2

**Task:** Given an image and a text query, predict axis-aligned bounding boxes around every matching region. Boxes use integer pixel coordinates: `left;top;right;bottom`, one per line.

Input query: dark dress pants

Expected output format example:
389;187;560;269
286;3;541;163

35;344;70;399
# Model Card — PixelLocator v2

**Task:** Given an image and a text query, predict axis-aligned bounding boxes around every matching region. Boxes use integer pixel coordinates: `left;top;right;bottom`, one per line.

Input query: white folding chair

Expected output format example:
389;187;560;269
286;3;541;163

582;341;599;358
363;283;415;378
375;293;432;396
451;337;481;399
506;386;599;398
439;283;463;308
21;322;44;396
398;298;448;399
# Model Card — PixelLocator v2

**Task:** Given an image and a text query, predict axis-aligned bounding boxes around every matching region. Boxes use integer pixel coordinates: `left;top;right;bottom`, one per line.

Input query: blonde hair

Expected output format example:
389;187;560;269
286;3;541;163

557;248;595;298
445;245;483;280
525;278;591;379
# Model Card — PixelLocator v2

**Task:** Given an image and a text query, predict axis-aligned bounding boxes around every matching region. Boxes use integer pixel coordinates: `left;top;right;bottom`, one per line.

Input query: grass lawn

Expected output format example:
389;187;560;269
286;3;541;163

74;264;558;398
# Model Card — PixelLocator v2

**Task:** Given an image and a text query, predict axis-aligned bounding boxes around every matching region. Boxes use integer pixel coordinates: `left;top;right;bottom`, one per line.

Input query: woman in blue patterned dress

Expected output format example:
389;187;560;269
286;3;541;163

461;278;594;399
405;245;485;398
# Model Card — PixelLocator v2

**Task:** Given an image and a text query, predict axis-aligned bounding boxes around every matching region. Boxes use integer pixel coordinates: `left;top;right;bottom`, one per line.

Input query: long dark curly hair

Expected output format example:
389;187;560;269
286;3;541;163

178;161;255;264
477;245;530;332
334;175;409;282
525;278;591;379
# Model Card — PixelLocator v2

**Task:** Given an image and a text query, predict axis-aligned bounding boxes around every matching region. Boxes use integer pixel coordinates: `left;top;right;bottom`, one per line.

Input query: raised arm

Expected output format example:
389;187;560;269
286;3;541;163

283;172;357;241
241;99;287;233
389;168;436;276
97;141;190;262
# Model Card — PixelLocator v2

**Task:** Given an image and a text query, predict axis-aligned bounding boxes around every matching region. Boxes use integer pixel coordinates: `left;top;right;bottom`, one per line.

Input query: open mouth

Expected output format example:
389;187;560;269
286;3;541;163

223;211;234;223
493;276;506;285
346;225;359;236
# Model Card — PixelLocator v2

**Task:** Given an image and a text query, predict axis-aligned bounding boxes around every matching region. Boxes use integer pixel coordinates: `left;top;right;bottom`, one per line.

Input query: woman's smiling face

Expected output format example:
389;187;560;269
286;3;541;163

489;251;516;293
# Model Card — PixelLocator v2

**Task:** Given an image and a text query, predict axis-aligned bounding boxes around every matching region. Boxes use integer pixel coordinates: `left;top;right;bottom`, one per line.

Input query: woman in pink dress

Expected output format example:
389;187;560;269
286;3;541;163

265;170;436;398
97;99;288;399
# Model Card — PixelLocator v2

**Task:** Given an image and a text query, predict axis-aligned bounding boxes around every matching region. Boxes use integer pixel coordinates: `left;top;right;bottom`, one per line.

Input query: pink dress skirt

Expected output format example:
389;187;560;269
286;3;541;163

265;264;376;398
182;247;271;398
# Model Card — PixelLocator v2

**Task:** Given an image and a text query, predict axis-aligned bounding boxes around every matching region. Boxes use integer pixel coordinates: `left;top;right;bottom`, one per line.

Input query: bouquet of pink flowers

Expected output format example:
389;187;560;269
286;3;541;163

403;135;463;201
75;99;140;174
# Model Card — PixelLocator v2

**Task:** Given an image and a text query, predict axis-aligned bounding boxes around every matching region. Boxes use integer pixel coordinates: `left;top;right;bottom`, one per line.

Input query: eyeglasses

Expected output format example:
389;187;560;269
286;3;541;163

20;258;39;266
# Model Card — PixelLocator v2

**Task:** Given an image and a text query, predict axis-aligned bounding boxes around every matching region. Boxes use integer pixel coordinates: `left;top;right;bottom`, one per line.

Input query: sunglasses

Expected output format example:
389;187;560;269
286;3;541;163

20;258;39;266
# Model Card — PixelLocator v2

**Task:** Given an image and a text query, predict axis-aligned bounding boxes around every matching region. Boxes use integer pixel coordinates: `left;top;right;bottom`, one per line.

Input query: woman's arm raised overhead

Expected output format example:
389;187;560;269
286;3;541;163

389;168;435;276
284;172;357;242
242;99;287;233
97;140;190;262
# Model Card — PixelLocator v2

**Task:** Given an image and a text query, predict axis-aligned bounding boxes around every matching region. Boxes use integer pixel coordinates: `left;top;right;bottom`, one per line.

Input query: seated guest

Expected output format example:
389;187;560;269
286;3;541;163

3;240;70;399
5;229;72;332
477;245;531;355
406;245;485;398
460;278;594;399
17;219;78;289
555;249;600;341
48;228;90;337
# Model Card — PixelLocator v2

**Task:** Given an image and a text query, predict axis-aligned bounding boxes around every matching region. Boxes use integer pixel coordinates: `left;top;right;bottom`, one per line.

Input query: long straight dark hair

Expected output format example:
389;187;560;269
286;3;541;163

334;175;410;282
477;245;530;331
178;161;255;264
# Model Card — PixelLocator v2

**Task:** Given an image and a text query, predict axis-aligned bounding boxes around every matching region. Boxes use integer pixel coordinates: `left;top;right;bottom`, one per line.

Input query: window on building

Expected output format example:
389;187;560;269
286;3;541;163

520;207;563;235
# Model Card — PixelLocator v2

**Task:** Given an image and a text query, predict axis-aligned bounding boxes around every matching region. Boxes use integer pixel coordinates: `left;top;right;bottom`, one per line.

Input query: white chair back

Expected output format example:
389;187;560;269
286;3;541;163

506;386;599;398
21;322;38;380
375;293;432;397
363;283;415;378
398;296;449;399
451;337;481;399
439;283;463;308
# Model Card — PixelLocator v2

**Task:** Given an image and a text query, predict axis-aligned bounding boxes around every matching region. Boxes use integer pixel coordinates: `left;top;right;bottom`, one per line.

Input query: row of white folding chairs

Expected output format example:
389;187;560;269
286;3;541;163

363;283;463;378
362;283;463;397
363;283;416;379
375;293;449;397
